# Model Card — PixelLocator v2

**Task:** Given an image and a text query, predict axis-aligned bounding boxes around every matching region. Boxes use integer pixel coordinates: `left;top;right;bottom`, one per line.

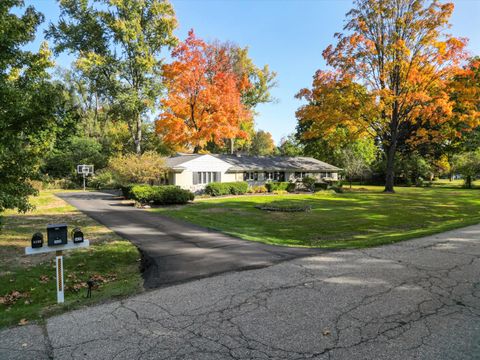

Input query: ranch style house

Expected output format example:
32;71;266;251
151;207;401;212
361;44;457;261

165;154;341;192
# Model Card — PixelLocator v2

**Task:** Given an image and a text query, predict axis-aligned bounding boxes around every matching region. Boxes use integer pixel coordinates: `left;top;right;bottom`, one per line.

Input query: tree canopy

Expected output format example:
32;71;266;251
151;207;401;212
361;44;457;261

47;0;178;154
296;0;477;192
0;0;65;212
156;30;253;153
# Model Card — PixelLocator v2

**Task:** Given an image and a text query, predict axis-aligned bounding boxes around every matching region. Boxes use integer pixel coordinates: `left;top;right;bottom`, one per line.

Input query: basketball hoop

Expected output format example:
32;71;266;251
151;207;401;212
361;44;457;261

77;165;94;176
77;165;94;191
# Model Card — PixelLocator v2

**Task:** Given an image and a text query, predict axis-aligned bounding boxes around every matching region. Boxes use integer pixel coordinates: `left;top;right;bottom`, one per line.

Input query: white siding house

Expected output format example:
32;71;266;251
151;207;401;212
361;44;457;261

165;154;341;193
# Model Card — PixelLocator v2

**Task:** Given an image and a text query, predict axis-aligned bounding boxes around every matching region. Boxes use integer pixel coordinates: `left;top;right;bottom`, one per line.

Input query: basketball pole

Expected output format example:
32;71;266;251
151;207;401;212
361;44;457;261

83;172;86;192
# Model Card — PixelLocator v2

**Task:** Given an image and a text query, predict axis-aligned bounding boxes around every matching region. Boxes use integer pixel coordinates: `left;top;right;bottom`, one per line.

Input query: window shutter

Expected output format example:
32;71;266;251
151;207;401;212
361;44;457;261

216;172;221;182
193;172;198;185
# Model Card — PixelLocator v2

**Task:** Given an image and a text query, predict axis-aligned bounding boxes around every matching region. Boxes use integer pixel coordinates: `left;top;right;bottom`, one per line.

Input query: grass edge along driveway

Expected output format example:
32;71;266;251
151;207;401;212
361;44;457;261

153;185;480;249
0;190;142;329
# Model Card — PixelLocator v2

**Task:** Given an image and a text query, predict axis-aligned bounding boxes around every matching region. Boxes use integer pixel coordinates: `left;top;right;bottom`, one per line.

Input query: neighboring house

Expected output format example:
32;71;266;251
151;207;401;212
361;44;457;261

165;153;341;193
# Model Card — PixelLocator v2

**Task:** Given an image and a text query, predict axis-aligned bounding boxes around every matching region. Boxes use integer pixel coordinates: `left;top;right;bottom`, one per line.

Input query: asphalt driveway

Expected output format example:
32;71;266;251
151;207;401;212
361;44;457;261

2;223;480;359
57;191;321;288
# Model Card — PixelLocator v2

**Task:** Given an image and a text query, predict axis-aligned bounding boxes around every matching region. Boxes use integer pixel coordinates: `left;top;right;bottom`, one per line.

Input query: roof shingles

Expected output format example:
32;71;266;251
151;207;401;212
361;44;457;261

165;153;340;172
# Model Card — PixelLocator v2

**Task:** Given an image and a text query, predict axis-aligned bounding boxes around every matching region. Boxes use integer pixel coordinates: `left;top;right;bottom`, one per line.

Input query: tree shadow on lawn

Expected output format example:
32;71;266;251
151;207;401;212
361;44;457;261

160;193;480;248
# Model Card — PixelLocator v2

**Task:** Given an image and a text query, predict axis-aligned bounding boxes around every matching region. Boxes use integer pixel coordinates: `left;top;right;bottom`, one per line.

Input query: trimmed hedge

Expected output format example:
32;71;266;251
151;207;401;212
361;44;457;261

314;182;328;191
205;182;248;196
129;185;194;205
286;182;297;192
265;182;291;193
121;184;135;199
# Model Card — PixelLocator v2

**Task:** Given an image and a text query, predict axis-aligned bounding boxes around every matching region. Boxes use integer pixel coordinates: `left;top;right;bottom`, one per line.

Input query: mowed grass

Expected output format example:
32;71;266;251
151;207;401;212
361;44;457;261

153;185;480;248
0;190;142;328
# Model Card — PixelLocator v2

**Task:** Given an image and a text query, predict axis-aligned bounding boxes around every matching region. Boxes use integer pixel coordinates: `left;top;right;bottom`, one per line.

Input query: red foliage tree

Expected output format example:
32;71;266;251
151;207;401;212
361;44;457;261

156;30;252;153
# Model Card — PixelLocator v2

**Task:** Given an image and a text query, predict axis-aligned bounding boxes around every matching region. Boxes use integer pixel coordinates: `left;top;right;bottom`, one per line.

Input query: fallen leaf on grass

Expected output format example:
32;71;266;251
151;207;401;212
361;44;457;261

39;275;49;283
18;319;28;326
0;290;30;306
66;282;87;293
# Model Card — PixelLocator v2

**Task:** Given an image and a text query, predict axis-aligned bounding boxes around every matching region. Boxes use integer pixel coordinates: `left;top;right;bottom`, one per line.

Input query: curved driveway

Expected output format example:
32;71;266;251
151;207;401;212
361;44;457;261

3;222;480;359
58;191;322;288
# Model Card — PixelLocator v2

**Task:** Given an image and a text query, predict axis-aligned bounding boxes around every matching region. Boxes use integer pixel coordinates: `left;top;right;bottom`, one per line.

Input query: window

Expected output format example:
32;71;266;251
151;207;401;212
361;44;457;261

193;172;219;185
243;172;258;181
265;172;285;181
295;172;307;179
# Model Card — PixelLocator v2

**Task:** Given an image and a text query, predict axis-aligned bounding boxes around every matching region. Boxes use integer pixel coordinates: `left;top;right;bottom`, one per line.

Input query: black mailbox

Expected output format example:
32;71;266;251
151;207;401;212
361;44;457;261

71;228;84;243
31;232;44;248
47;224;68;246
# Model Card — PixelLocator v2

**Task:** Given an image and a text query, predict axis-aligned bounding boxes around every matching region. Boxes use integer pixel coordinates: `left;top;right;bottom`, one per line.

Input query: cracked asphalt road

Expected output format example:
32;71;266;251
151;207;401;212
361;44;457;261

57;191;321;288
2;224;480;359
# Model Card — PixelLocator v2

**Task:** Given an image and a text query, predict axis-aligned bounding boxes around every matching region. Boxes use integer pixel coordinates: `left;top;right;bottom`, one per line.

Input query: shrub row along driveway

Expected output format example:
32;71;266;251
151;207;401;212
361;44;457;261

2;223;480;359
57;191;321;288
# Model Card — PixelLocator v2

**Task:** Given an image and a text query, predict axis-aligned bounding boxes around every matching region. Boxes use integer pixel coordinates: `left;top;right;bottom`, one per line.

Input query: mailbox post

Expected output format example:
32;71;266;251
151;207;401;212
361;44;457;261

25;225;89;304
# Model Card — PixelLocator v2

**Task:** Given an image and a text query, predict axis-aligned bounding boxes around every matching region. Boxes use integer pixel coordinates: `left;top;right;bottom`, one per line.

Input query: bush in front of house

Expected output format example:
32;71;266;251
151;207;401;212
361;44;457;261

154;186;195;204
205;182;248;196
248;185;268;194
229;181;249;195
313;183;328;192
130;185;157;203
286;182;297;193
204;182;230;196
302;176;317;192
265;182;291;193
327;183;344;193
89;169;120;190
129;185;194;205
121;184;136;199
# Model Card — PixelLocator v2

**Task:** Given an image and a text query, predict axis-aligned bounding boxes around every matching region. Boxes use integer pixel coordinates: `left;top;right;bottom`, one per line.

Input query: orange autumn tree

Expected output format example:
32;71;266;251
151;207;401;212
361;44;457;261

156;30;252;153
297;0;470;192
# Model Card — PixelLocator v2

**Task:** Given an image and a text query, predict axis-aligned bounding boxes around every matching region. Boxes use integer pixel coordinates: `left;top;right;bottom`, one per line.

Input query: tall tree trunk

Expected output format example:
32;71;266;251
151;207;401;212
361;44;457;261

134;114;142;155
466;175;472;189
384;101;399;193
230;138;235;155
384;144;396;193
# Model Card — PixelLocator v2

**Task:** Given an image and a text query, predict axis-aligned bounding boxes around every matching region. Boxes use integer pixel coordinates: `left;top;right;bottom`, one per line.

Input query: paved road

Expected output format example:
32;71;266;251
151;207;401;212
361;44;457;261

57;191;321;288
2;224;480;359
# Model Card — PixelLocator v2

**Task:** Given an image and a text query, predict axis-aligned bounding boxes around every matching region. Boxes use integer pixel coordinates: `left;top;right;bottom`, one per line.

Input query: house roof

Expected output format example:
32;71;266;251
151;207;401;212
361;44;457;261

165;153;341;172
214;154;341;171
165;154;202;168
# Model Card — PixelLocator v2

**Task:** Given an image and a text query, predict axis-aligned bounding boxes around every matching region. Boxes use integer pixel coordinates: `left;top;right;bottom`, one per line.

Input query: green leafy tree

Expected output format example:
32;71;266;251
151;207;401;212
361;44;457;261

250;130;276;156
48;0;178;154
278;134;304;157
398;153;433;186
0;0;64;213
340;140;376;188
452;151;480;189
43;137;107;179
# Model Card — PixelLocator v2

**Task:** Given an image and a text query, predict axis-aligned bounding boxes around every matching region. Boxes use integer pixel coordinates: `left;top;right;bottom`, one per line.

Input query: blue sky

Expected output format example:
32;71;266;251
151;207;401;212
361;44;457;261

23;0;480;144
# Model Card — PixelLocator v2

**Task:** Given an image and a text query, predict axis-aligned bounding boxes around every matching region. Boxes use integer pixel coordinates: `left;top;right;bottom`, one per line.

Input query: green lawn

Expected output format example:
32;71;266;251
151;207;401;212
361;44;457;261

153;186;480;249
0;191;142;328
